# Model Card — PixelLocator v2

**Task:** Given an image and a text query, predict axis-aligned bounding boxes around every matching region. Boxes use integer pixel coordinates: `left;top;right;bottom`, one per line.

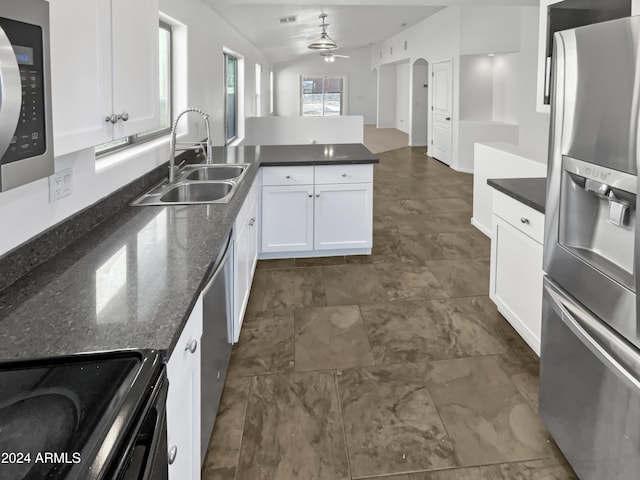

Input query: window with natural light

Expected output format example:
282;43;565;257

225;54;238;144
95;22;173;156
255;63;262;117
269;70;274;114
301;76;343;116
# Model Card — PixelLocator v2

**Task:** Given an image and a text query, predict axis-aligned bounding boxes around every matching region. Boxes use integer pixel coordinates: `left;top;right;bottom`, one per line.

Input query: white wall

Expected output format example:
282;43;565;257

243;116;364;145
0;0;271;256
492;53;519;124
515;7;550;159
395;62;410;133
273;47;377;124
371;7;462;167
372;5;549;171
377;64;397;128
459;55;494;121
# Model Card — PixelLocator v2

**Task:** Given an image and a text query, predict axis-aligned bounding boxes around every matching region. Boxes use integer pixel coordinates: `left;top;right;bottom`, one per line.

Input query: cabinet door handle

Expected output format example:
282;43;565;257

119;112;129;122
105;114;118;124
315;193;320;198
217;371;221;381
185;339;198;354
520;217;530;225
342;173;347;177
249;217;256;226
285;175;291;179
168;446;178;465
308;194;312;198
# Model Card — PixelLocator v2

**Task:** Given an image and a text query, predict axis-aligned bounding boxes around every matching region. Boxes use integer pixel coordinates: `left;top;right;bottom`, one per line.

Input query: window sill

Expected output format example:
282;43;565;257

96;136;170;172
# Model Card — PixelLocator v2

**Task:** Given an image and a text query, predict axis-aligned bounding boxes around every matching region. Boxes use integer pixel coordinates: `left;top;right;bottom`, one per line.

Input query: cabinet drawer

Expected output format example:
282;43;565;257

262;166;314;185
315;164;373;184
492;190;544;244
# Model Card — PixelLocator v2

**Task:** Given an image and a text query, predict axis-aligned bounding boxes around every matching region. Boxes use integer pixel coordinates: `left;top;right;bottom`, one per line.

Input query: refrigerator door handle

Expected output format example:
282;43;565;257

545;280;640;393
0;25;21;160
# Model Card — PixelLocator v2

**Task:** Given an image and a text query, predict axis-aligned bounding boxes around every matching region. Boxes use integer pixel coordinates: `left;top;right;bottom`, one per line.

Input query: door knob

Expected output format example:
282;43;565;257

168;446;177;465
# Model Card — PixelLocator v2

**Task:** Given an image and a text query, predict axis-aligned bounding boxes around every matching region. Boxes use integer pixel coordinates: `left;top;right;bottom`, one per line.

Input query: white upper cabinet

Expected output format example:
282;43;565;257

49;0;159;156
111;0;160;139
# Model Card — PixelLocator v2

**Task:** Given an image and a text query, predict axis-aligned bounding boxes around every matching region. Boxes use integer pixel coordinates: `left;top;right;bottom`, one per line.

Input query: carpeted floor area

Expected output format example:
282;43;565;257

363;125;410;154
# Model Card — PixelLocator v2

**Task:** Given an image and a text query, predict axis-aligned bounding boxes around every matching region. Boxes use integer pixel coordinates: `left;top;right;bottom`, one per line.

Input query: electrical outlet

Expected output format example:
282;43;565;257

48;167;73;203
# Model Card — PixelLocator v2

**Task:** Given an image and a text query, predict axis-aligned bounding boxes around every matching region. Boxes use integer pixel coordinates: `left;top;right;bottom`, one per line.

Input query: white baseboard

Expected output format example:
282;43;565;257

471;218;491;238
258;248;372;260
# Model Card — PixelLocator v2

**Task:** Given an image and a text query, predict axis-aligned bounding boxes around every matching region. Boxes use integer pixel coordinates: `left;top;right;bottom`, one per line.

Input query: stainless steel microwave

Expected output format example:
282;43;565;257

0;0;53;191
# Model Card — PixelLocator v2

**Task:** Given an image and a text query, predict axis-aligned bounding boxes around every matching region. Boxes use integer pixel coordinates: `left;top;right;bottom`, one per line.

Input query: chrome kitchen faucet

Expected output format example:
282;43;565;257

168;108;214;183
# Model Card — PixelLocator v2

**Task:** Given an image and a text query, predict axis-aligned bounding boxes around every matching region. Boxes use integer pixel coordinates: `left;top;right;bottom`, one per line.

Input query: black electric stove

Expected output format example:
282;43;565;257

0;350;168;480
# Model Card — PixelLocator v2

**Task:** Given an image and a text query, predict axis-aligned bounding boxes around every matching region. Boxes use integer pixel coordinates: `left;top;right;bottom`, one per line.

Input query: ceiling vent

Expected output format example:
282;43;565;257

279;15;298;24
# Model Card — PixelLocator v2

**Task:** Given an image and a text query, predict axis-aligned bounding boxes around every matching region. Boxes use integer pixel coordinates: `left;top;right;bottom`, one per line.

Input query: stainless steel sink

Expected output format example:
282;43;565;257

184;165;247;181
131;163;252;206
160;182;234;203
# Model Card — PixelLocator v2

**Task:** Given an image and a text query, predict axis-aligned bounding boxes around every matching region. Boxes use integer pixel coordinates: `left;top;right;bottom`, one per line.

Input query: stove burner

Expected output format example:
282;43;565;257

0;393;78;479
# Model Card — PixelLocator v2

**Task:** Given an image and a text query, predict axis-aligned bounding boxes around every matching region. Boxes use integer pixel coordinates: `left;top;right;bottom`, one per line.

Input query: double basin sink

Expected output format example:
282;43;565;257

132;164;250;206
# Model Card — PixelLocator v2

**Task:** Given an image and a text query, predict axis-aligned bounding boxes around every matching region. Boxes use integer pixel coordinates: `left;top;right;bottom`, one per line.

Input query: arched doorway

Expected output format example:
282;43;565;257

411;58;429;151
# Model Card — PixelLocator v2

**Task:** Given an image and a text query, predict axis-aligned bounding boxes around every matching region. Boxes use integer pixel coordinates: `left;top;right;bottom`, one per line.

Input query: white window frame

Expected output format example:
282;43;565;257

299;75;347;117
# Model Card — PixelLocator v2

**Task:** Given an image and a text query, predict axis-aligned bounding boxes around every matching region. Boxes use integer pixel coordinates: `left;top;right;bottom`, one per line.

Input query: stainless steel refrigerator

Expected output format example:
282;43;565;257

540;16;640;480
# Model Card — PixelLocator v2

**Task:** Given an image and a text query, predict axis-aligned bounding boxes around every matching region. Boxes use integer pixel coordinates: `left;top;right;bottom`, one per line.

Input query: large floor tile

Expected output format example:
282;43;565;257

424;197;473;214
346;234;398;265
260;267;326;311
227;310;294;377
322;264;389;305
374;263;448;302
360;299;507;365
236;372;349;480
337;363;458;478
294;305;375;371
424;356;556;466
202;376;251;480
426;258;490;297
409;458;577;479
423;232;490;260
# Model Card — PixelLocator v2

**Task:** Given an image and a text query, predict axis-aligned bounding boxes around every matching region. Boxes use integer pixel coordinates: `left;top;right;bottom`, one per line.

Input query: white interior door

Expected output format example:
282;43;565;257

432;60;453;165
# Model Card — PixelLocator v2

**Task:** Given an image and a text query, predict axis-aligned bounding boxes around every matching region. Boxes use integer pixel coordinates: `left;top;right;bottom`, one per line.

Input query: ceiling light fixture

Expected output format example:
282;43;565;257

308;14;337;51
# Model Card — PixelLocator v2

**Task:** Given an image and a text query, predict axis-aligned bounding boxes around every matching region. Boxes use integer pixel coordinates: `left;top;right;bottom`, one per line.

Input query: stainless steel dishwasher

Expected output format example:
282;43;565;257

200;230;233;463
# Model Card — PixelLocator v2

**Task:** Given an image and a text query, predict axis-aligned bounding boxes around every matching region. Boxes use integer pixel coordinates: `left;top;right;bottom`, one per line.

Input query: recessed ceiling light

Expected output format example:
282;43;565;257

488;53;495;57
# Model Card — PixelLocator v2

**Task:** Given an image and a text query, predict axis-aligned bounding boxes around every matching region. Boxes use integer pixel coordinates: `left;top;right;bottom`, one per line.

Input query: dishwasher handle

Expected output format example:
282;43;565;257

544;278;640;393
202;230;233;296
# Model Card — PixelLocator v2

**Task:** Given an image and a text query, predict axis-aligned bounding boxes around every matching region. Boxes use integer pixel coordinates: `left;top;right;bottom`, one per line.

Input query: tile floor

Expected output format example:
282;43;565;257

202;147;577;480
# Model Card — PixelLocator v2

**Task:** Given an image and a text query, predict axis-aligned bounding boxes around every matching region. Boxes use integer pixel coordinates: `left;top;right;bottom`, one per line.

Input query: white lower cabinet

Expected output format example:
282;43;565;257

232;177;260;343
490;190;544;355
261;185;314;252
166;296;202;480
314;183;373;250
261;165;373;255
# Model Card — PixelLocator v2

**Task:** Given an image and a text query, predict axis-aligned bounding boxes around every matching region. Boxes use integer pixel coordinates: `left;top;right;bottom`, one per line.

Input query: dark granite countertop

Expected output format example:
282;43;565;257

487;177;547;214
0;144;378;361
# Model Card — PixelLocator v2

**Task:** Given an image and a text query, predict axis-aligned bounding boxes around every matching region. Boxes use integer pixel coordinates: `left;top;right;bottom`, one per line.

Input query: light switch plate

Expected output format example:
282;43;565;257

49;167;73;203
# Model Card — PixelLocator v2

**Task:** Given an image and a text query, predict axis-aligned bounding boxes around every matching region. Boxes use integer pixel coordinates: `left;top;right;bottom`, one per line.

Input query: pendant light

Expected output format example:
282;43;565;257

308;14;337;51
